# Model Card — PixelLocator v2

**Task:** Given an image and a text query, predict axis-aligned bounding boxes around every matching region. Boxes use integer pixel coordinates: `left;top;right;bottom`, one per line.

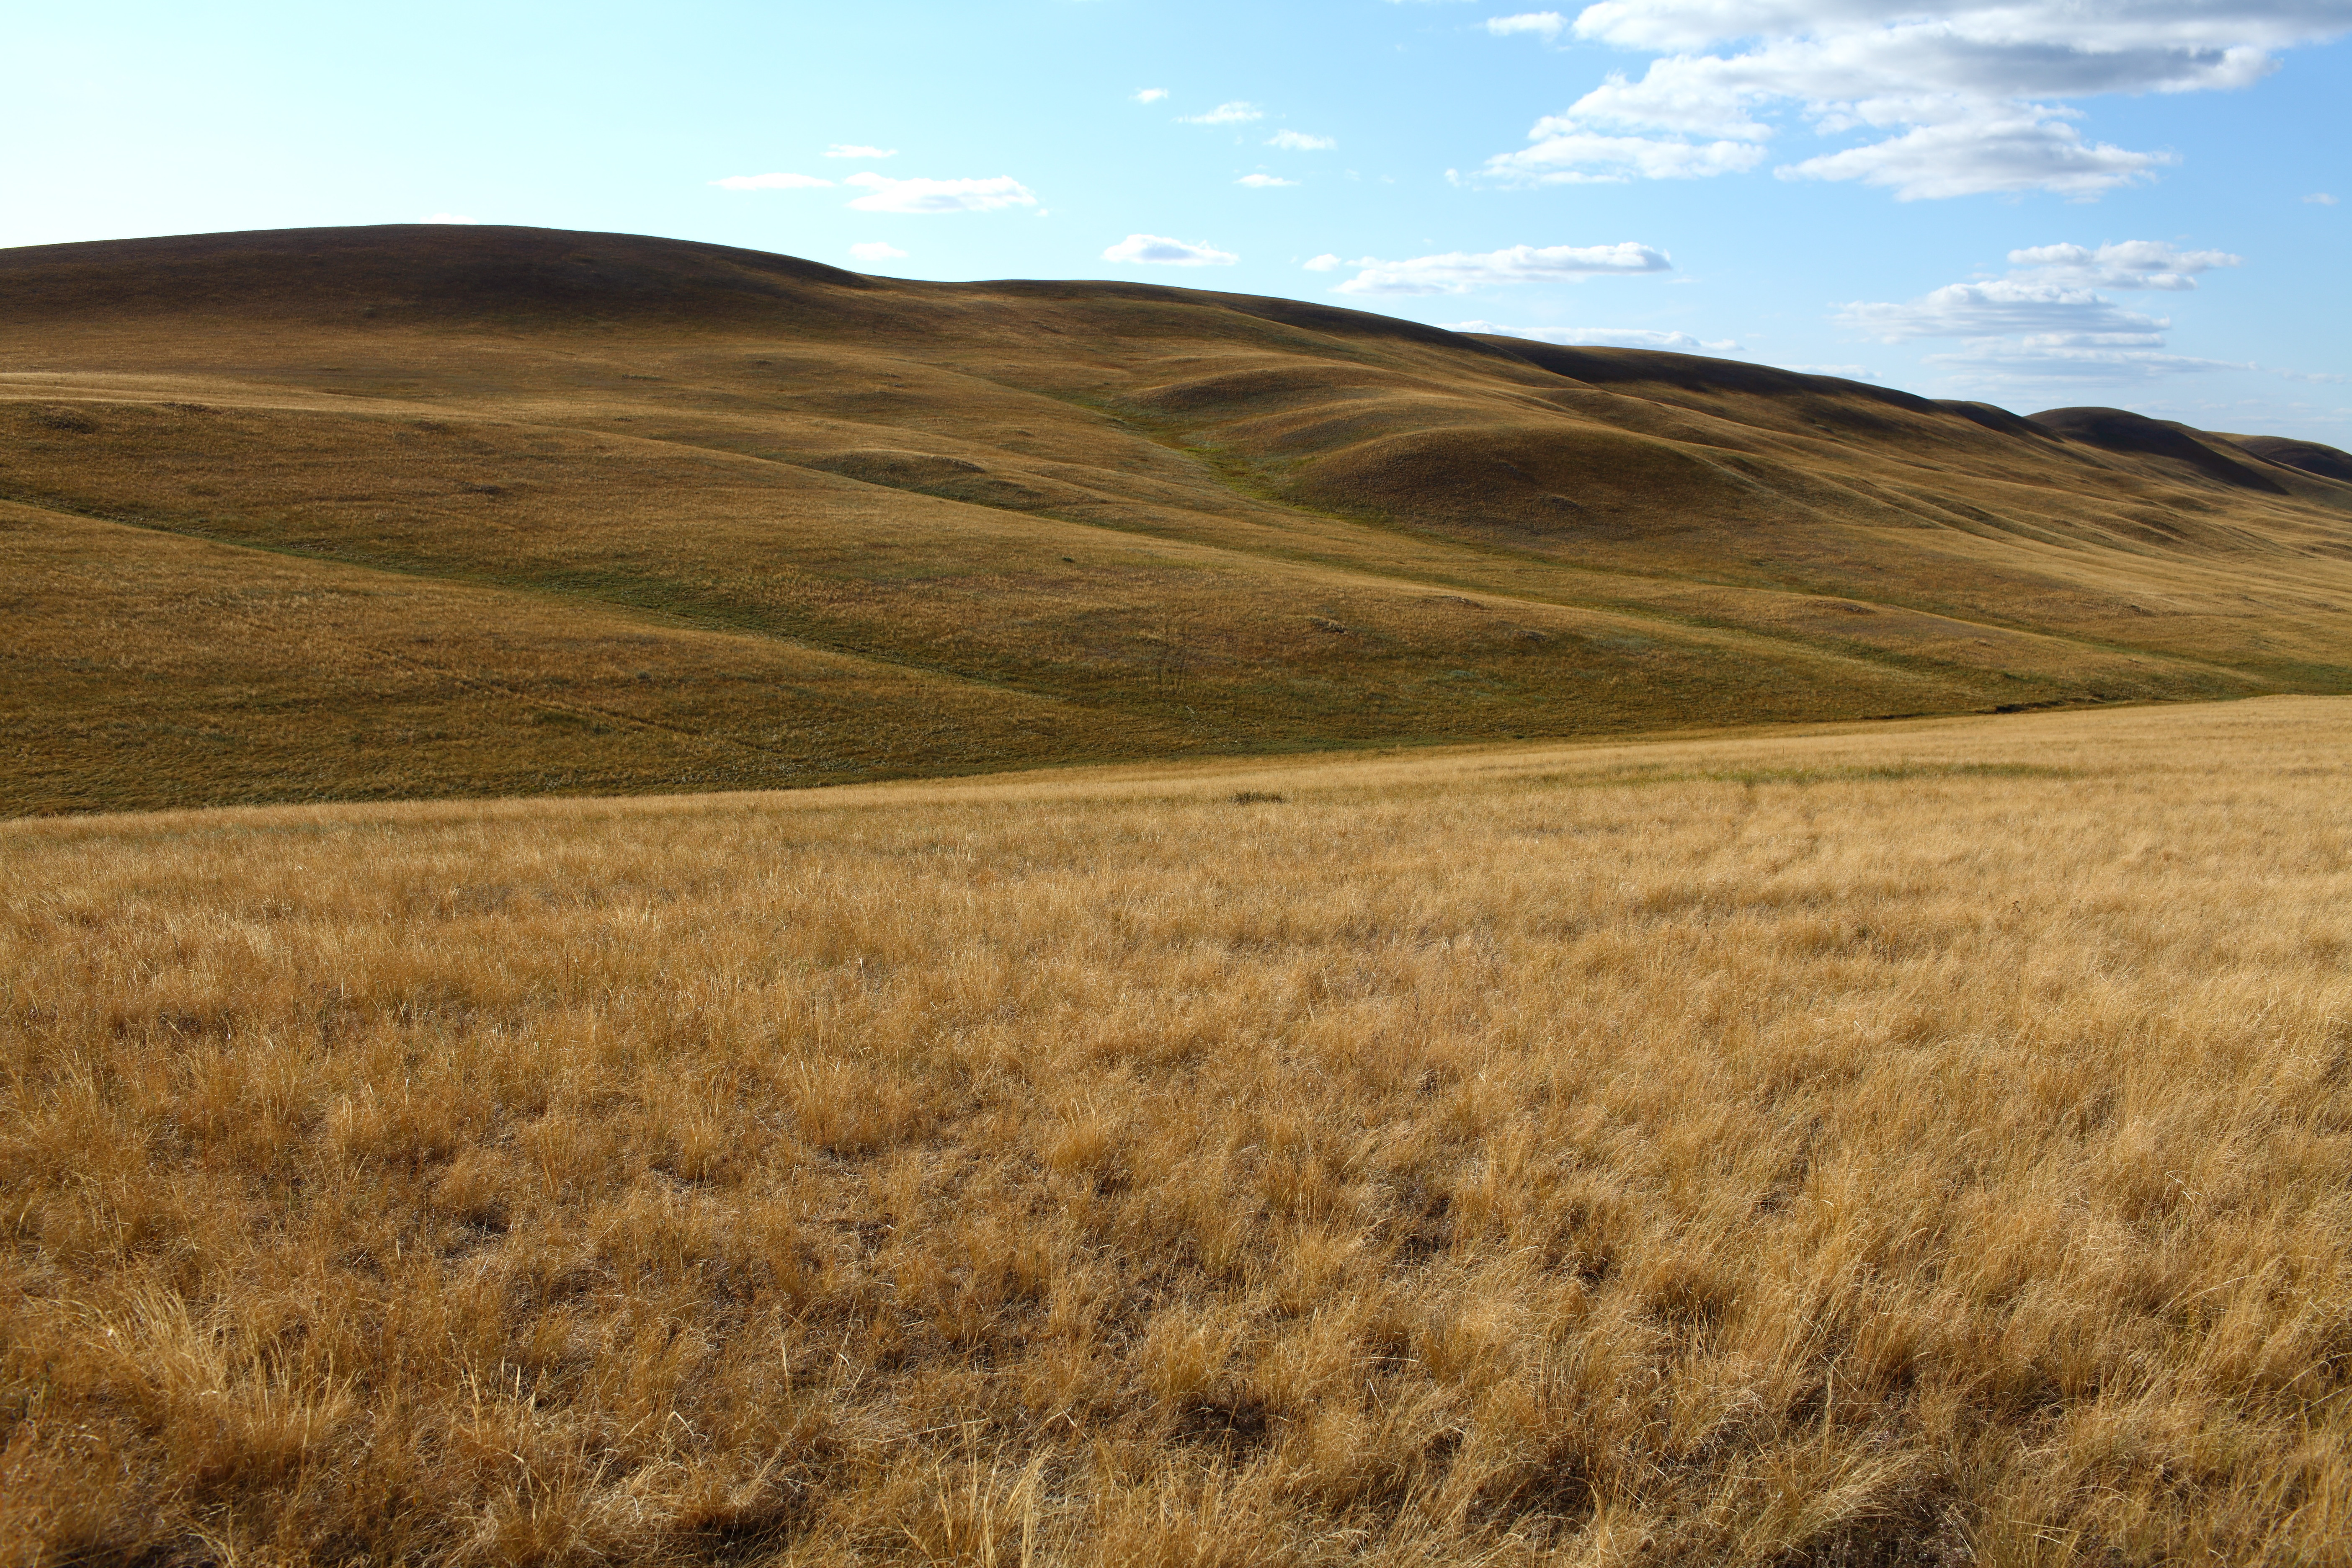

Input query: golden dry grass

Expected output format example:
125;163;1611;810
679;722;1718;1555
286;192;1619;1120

8;224;2352;814
0;501;1185;815
5;697;2349;1565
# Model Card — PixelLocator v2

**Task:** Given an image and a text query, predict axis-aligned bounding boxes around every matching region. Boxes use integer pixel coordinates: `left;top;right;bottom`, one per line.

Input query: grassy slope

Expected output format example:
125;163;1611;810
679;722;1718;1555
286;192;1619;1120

5;698;2347;1564
5;224;2351;814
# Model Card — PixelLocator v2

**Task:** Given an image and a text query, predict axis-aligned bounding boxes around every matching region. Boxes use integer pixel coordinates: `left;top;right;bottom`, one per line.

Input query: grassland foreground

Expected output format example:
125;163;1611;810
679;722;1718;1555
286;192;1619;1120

3;696;2348;1565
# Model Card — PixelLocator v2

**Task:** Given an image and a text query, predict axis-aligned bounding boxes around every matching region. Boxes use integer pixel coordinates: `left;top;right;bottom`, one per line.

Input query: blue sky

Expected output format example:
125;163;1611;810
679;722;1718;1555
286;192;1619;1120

8;1;2349;436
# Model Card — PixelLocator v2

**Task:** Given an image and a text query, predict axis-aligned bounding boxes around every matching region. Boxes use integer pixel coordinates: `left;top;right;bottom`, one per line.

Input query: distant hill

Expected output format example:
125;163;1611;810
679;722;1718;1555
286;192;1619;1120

6;224;2350;815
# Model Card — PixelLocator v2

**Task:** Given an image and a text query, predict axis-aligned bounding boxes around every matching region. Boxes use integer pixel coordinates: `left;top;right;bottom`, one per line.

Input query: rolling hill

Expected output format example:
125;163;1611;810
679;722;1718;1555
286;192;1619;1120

6;223;2351;815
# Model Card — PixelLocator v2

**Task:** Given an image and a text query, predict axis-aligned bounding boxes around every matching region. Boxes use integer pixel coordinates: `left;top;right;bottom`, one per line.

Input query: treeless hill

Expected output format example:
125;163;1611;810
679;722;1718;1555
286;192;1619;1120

2223;431;2352;485
6;224;2351;815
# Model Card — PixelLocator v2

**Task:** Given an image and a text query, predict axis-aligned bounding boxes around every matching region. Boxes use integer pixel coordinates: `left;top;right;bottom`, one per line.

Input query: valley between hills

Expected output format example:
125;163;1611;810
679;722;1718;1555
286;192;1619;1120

6;223;2352;816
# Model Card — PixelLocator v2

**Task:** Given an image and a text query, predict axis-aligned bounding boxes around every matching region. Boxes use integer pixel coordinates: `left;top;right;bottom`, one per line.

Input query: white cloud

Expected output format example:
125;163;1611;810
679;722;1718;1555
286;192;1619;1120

1841;235;2277;387
1180;101;1263;125
825;144;897;159
711;172;833;190
848;241;908;261
2309;192;2341;205
1486;12;1567;40
1478;1;2352;200
1839;280;2169;342
1445;319;1738;350
1328;242;1672;295
1103;234;1240;266
1303;253;1344;271
1488;126;1770;182
1266;130;1338;150
1927;340;2247;383
423;213;478;224
2004;240;2241;291
1237;173;1299;187
1840;238;2242;342
842;173;1038;213
1134;88;1169;103
1777;112;2170;201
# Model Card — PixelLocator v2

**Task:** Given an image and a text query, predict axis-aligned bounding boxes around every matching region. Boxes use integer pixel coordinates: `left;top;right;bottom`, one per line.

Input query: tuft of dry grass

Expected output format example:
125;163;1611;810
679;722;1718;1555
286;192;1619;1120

4;697;2350;1565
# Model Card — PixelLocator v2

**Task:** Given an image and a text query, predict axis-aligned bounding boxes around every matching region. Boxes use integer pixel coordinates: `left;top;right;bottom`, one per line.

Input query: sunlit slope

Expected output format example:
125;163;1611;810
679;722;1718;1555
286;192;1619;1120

0;502;1188;816
5;224;2350;813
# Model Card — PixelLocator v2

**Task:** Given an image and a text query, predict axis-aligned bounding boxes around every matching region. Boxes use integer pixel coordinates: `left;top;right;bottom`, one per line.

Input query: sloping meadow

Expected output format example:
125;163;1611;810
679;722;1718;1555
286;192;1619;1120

3;698;2349;1564
9;224;2352;818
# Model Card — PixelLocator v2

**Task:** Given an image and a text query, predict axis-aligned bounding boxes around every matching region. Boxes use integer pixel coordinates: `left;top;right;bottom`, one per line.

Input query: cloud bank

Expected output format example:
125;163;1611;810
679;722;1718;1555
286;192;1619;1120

1481;1;2352;200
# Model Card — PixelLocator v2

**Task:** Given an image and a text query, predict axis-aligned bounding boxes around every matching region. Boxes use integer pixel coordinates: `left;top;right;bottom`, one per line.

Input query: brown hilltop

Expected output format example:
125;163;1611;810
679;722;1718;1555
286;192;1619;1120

0;222;877;322
5;223;2350;814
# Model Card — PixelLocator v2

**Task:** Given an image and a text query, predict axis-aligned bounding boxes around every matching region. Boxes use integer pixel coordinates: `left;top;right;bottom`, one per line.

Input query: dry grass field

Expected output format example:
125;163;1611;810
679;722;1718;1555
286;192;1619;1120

8;225;2352;815
5;697;2348;1565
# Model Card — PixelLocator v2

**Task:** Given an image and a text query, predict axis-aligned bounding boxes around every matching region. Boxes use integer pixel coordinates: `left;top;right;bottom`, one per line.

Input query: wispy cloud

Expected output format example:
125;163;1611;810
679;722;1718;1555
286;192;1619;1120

1102;233;1239;266
1926;340;2246;383
825;144;897;159
1180;101;1263;125
1134;88;1168;103
1266;130;1337;151
711;172;833;190
1446;319;1737;351
1839;235;2279;387
842;173;1038;212
2005;240;2240;291
1486;127;1768;183
1326;242;1672;295
1485;12;1565;41
848;241;907;261
1237;174;1298;187
1840;238;2239;342
1840;281;2170;342
1303;253;1344;271
2309;192;2341;205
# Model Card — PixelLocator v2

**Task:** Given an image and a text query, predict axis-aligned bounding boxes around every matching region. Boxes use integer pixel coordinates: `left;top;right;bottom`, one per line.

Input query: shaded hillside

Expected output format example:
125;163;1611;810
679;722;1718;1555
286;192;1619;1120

5;224;2350;814
2223;432;2352;485
2025;407;2288;495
